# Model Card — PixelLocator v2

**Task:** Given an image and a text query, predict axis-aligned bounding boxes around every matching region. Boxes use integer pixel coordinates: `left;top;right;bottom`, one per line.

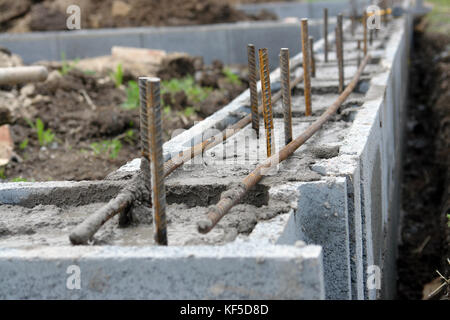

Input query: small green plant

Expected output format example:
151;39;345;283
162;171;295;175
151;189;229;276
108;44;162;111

26;118;55;147
110;63;123;88
122;80;140;109
59;52;79;75
163;106;171;115
90;139;122;159
161;76;212;104
447;213;450;228
10;177;27;182
123;129;135;144
223;67;242;86
0;167;6;179
183;106;196;117
19;139;28;150
83;70;96;76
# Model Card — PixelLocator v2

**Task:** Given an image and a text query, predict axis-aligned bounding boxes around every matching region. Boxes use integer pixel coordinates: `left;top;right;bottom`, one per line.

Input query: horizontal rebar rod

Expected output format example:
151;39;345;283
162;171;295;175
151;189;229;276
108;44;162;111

0;66;48;85
69;70;305;245
197;54;371;234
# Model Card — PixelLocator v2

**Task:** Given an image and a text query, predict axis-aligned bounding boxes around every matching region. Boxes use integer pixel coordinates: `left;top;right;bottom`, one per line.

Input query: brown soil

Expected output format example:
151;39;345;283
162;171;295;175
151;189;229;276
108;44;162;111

0;0;278;33
397;19;450;300
1;55;247;182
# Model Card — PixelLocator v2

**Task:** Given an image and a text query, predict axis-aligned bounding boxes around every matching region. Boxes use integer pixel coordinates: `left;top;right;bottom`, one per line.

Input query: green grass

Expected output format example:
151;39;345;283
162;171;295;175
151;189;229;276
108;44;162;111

121;76;211;113
122;80;140;109
90;139;122;159
59;52;79;75
110;63;123;88
19;139;28;150
161;76;212;104
425;0;450;34
26;118;55;147
223;67;242;86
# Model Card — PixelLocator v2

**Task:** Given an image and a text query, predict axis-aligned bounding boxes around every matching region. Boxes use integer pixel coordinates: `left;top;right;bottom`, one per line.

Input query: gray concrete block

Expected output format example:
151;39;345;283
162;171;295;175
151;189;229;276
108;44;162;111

57;29;142;60
0;32;59;63
294;178;351;300
0;243;324;299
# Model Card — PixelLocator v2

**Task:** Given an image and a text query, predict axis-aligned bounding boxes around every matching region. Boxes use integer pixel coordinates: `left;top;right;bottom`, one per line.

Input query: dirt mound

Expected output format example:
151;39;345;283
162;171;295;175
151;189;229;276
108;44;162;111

1;0;277;33
0;51;247;181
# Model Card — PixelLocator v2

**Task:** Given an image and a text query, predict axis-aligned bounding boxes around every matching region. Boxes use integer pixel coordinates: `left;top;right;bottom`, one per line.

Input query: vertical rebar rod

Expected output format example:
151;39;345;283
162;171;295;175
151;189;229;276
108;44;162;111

301;18;312;116
146;77;168;246
280;48;293;145
309;36;316;78
138;77;152;197
258;48;275;157
336;14;344;94
363;11;368;56
247;44;259;137
350;0;356;36
323;8;328;62
357;39;361;67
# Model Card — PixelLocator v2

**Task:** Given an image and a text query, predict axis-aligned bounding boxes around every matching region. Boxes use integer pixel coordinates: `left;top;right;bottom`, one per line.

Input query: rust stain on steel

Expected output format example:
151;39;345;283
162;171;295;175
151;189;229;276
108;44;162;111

146;78;168;245
197;54;372;234
301;18;312;116
280;48;293;145
247;44;260;137
258;48;275;158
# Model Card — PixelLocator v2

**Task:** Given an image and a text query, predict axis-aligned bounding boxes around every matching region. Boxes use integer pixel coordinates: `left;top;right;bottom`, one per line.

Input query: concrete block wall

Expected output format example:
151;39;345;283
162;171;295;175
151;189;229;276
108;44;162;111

0;20;333;68
0;1;414;300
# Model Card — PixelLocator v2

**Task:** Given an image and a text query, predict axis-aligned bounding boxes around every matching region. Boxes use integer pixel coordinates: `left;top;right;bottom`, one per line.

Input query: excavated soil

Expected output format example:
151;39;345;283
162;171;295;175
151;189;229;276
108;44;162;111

397;20;450;300
0;0;278;33
0;54;247;181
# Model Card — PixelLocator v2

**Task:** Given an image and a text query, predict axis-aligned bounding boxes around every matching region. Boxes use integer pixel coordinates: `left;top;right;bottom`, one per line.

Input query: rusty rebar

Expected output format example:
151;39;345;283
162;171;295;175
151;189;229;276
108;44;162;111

350;0;356;36
69;66;306;245
357;40;361;67
309;36;316;78
197;54;371;234
280;48;293;145
323;8;328;62
247;44;260;137
146;78;168;245
258;48;275;157
336;14;344;94
301;18;312;116
363;11;368;56
138;77;152;191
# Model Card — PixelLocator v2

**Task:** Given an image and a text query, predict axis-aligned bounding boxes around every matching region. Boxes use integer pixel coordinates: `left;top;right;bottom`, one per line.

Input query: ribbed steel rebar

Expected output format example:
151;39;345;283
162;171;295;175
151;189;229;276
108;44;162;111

280;48;293;145
258;48;275;157
301;18;312;116
336;14;344;94
146;78;168;245
247;44;260;137
197;54;371;234
323;8;328;62
309;36;316;78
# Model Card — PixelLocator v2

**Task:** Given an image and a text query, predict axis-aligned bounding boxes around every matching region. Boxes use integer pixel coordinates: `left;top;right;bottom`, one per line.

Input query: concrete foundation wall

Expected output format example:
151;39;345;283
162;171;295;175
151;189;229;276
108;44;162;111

0;1;414;300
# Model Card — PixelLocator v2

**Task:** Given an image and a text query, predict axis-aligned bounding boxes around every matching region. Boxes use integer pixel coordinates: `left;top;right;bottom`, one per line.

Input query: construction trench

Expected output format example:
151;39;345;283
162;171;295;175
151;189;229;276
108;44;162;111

0;1;416;299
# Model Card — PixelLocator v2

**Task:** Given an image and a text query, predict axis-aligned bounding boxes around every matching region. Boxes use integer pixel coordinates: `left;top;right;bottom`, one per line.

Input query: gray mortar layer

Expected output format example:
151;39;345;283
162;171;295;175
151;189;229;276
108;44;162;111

0;4;413;299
